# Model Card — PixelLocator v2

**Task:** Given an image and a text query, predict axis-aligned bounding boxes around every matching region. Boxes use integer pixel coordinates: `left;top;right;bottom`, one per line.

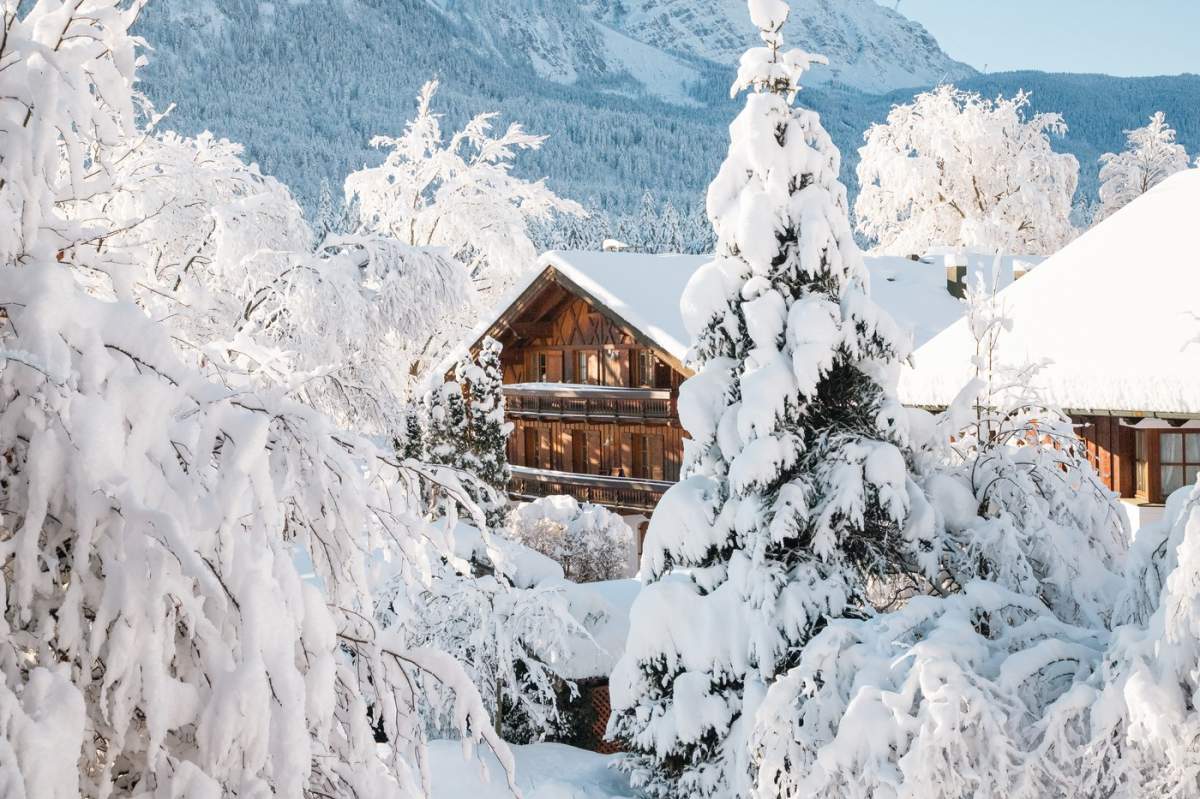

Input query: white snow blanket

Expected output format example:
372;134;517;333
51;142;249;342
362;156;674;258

901;169;1200;416
429;741;632;798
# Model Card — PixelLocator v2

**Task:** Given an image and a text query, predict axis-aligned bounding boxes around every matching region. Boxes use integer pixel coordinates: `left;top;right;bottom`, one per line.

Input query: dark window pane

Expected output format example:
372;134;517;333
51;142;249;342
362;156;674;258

1187;433;1200;463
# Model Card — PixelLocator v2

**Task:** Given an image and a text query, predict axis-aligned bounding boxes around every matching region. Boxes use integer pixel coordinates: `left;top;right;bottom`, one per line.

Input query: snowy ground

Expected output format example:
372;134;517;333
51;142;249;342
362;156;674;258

429;740;632;799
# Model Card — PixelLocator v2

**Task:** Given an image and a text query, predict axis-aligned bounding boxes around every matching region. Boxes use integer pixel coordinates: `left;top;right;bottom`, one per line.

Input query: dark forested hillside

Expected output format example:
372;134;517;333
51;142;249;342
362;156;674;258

134;1;1200;219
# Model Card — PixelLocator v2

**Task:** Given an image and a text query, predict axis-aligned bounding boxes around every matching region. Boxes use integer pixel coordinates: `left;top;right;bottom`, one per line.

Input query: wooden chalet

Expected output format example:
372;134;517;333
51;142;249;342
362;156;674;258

902;169;1200;529
448;248;1035;537
452;251;709;526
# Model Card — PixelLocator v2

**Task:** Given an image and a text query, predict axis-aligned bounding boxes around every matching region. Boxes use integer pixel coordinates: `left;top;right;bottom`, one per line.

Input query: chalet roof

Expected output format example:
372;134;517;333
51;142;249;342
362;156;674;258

437;248;1036;386
899;169;1200;418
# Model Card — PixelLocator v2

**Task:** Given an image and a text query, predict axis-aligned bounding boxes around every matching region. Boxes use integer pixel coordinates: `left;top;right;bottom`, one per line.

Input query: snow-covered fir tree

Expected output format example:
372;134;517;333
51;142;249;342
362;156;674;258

0;3;513;796
427;378;473;473
398;404;428;461
313;177;356;244
1095;111;1192;223
855;85;1080;255
609;2;924;795
751;273;1129;799
462;338;514;529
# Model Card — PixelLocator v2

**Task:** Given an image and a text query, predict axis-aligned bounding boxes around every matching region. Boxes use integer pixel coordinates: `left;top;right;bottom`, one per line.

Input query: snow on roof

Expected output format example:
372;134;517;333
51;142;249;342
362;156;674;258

864;253;1038;349
900;169;1200;417
438;248;1039;387
540;250;708;362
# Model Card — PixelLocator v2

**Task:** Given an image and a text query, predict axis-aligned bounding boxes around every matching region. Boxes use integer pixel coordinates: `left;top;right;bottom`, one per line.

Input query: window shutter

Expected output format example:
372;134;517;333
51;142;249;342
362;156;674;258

650;436;665;481
558;428;572;472
620;433;633;477
539;428;552;470
588;432;602;475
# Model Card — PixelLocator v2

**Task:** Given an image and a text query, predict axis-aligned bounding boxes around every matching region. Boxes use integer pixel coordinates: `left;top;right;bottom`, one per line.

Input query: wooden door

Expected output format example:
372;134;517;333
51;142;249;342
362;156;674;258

523;427;539;469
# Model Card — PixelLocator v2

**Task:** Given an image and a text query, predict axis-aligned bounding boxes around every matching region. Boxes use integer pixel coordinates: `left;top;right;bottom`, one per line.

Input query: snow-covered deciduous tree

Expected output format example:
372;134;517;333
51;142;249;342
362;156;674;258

344;80;584;302
751;273;1129;799
67;125;475;432
380;531;580;746
856;85;1080;256
512;496;633;583
1052;481;1200;797
0;3;513;796
1095;111;1192;223
608;2;926;795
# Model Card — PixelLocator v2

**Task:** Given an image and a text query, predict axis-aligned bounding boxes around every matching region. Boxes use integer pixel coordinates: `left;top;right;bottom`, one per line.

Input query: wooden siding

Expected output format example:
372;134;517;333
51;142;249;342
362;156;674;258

508;418;684;483
1075;414;1137;498
511;297;684;391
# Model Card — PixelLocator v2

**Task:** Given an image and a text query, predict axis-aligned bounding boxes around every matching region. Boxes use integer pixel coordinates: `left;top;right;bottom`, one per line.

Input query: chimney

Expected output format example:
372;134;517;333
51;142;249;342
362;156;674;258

944;253;969;299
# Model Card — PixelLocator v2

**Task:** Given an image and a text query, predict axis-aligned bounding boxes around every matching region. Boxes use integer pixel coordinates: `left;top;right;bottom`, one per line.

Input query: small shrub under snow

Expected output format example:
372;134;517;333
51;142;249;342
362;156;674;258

512;497;633;583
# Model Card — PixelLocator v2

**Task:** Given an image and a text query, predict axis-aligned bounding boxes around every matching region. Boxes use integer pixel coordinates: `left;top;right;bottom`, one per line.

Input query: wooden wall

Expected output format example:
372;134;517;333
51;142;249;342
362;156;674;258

505;297;684;391
509;418;684;482
1074;414;1136;498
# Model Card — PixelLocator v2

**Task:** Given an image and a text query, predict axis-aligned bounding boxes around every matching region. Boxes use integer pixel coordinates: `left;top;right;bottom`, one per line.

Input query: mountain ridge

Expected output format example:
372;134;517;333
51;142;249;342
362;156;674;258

132;0;1200;219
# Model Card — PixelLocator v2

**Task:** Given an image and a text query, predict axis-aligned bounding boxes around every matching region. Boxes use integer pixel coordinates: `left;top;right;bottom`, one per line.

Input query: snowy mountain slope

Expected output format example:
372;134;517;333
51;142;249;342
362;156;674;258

429;0;703;105
426;0;970;97
132;0;1200;221
584;0;976;93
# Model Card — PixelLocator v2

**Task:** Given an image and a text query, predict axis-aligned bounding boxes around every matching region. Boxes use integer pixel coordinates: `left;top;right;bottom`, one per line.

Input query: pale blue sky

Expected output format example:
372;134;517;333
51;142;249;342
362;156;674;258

894;1;1200;77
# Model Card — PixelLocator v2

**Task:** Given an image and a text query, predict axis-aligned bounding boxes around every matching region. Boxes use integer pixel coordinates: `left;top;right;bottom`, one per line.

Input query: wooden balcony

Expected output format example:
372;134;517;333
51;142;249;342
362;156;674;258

509;466;672;514
504;383;674;423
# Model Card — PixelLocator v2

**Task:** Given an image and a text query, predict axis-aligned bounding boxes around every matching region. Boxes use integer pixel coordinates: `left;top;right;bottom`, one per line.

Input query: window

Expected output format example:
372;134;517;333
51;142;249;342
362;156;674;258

636;350;656;388
632;434;662;479
534;353;548;382
576;351;592;384
1160;431;1200;498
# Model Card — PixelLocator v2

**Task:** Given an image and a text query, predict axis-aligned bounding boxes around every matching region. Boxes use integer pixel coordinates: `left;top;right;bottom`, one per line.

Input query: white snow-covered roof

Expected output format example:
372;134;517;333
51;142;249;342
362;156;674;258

864;253;1040;349
539;250;708;362
441;248;1036;385
900;169;1200;417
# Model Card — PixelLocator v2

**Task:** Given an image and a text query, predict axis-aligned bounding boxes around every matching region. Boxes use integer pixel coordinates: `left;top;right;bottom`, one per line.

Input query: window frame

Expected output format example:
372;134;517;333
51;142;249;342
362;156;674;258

1159;430;1200;500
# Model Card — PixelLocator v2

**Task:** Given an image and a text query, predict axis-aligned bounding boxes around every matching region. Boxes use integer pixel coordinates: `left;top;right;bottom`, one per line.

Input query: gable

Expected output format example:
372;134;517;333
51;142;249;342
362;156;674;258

470;265;694;379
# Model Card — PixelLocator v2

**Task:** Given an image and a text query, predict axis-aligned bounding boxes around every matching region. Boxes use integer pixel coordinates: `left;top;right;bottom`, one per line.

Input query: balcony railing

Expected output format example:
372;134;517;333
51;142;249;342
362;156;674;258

504;384;674;422
509;466;672;513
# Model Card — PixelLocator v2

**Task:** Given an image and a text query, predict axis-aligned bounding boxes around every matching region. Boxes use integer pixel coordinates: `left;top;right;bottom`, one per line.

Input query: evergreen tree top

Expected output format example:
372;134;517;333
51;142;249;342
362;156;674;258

735;0;828;100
